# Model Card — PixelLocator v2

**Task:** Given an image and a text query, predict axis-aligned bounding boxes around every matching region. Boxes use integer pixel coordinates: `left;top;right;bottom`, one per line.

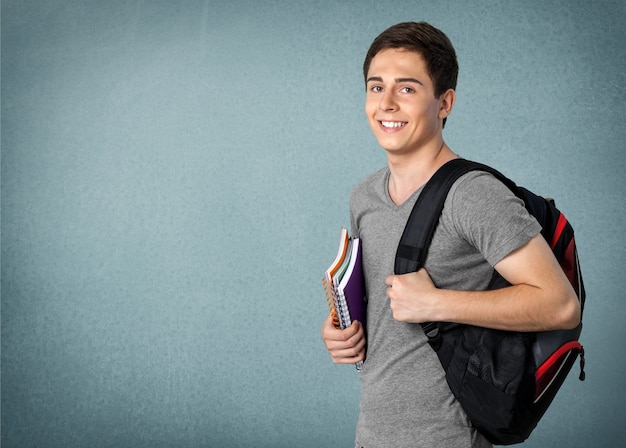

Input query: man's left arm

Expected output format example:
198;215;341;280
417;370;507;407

385;233;581;331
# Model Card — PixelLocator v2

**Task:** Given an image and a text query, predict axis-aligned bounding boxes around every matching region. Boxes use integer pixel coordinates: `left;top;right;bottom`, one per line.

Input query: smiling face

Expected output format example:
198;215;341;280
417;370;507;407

365;48;453;157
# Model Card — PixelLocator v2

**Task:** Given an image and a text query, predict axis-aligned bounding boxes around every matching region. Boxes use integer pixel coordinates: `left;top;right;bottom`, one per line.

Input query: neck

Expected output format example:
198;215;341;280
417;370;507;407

387;141;457;205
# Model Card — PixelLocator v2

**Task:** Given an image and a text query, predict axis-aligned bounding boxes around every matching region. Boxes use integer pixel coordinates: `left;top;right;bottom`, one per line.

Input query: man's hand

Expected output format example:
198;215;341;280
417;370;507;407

321;314;366;365
385;268;438;323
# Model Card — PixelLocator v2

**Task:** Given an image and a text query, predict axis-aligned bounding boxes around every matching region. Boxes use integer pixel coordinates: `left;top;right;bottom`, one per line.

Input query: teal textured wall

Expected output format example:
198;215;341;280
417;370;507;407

2;1;625;446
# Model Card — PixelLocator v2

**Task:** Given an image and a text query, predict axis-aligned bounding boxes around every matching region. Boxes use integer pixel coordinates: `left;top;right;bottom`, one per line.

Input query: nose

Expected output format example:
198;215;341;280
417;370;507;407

379;90;398;111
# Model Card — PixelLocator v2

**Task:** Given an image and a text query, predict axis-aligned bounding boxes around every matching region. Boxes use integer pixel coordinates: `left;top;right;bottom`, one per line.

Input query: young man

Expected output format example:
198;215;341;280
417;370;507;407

321;22;580;448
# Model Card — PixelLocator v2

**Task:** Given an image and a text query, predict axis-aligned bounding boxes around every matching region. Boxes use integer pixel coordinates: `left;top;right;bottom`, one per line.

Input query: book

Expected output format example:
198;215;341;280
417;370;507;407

322;228;367;370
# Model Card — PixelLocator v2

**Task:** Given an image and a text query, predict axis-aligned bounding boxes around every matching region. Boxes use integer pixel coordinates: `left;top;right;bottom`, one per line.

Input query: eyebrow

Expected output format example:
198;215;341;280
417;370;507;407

366;76;424;85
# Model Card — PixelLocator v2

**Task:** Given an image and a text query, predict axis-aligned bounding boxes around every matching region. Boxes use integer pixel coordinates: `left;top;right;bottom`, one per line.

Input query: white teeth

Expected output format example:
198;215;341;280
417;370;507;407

381;121;406;128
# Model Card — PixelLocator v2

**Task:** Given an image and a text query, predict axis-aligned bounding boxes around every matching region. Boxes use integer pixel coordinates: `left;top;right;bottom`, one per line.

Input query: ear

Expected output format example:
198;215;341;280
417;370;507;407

438;89;456;120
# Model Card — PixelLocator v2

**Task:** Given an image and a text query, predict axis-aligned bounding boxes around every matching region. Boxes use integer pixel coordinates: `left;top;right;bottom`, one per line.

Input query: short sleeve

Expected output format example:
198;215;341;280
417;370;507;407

446;171;542;266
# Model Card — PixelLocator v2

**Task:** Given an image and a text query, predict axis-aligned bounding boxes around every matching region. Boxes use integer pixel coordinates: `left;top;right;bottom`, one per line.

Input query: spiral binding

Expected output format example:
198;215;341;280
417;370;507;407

335;288;352;329
322;275;340;328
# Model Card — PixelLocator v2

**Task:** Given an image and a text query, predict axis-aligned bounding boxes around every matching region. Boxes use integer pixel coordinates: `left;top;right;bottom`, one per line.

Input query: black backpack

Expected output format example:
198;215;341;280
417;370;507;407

395;158;586;445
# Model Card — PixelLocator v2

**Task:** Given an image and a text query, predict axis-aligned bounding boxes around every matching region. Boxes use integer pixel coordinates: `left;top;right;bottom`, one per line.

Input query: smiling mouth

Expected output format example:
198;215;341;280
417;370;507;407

380;120;407;129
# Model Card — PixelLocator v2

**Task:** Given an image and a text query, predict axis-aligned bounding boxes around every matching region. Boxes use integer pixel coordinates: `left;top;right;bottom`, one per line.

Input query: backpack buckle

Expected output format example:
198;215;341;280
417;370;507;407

422;322;443;351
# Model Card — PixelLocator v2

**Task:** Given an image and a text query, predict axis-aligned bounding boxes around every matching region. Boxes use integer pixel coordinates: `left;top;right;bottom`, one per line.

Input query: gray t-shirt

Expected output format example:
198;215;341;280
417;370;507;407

350;166;541;448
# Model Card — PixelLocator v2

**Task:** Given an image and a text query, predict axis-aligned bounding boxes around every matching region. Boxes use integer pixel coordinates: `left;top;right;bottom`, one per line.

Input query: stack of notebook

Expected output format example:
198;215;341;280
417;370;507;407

322;228;367;369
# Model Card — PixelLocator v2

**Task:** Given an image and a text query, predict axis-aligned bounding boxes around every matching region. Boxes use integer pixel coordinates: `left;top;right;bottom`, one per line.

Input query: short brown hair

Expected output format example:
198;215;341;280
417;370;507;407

363;21;458;99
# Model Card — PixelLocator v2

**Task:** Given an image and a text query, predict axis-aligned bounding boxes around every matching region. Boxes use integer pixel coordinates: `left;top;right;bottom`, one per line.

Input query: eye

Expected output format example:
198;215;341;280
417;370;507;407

369;85;383;93
400;86;415;94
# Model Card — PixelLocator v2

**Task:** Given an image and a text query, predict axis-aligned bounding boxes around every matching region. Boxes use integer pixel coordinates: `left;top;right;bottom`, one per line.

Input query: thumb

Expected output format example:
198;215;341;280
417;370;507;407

385;274;395;287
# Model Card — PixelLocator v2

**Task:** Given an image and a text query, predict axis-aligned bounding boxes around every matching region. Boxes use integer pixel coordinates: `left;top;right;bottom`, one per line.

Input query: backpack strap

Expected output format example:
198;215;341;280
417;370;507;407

394;158;518;349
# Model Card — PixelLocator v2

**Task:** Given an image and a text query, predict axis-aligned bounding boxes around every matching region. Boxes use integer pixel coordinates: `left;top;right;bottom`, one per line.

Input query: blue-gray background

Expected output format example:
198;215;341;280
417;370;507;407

2;1;624;447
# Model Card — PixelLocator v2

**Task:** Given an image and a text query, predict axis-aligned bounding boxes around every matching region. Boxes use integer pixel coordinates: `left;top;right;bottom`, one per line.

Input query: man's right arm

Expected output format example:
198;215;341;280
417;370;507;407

321;314;366;365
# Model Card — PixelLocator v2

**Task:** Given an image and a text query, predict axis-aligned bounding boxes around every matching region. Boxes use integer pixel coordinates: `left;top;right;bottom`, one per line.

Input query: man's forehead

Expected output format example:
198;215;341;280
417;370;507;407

366;49;429;81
